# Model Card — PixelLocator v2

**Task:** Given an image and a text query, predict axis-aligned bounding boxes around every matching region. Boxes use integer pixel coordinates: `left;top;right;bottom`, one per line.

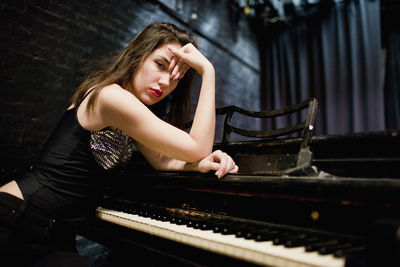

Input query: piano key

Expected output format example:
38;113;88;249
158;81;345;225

235;225;260;238
285;236;320;248
306;239;339;252
97;207;345;267
254;229;281;241
334;245;367;257
221;225;240;235
242;227;276;240
154;214;169;222
319;242;354;255
170;216;187;225
273;232;305;245
188;217;207;228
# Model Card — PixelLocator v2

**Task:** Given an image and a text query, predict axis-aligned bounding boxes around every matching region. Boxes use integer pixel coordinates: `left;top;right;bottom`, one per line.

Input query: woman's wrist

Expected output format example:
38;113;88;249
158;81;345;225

182;161;200;172
199;62;215;76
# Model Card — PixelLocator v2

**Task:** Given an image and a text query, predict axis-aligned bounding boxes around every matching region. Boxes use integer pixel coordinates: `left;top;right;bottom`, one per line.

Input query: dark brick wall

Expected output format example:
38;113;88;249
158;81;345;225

0;0;260;181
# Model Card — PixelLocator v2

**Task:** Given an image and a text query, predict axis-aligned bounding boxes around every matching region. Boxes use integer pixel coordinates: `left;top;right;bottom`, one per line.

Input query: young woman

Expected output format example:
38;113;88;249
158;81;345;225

0;22;238;265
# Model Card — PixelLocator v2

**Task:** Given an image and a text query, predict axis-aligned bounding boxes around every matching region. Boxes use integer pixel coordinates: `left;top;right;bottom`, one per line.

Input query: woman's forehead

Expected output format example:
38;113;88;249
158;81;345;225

151;42;182;61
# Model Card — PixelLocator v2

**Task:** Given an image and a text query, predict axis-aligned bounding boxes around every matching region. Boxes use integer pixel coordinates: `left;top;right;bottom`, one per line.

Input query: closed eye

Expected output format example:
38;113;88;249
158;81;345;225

155;61;165;69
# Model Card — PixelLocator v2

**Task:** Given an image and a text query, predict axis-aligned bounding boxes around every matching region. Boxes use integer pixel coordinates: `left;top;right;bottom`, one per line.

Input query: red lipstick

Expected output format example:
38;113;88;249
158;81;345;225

150;88;163;97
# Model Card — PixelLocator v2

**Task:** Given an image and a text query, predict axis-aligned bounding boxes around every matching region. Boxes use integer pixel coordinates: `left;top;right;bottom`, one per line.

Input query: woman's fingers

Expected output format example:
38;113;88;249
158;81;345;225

168;43;212;75
212;150;238;179
218;158;237;178
215;155;228;178
229;165;239;174
171;60;188;80
197;150;238;179
168;56;177;73
168;56;189;80
167;45;188;59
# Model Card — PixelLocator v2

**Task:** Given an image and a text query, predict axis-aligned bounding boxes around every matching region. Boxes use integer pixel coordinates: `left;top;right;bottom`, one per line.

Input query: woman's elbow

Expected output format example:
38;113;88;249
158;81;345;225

186;145;212;163
151;163;164;171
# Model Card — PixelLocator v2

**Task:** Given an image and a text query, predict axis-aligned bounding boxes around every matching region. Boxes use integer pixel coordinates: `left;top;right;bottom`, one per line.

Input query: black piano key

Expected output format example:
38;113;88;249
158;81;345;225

235;225;261;238
193;222;202;229
244;232;254;239
212;222;228;233
272;231;297;245
227;223;255;236
187;220;195;228
213;225;221;233
220;224;238;235
133;208;141;215
187;218;205;228
273;232;307;245
198;222;215;230
121;207;133;213
235;230;245;238
212;222;241;235
159;215;169;221
305;239;339;252
129;209;138;214
334;245;367;257
193;219;215;230
143;211;152;217
254;229;281;242
319;242;354;255
150;212;159;219
285;235;319;248
170;216;187;225
183;217;216;231
152;213;169;221
239;226;271;240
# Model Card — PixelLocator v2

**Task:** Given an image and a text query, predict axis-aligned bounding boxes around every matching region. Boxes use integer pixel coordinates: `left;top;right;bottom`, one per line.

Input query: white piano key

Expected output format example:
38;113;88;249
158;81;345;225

96;207;345;267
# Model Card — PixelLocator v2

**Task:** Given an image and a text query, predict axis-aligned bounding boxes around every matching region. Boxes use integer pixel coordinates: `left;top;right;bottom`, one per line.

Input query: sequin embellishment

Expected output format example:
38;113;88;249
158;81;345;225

90;128;133;170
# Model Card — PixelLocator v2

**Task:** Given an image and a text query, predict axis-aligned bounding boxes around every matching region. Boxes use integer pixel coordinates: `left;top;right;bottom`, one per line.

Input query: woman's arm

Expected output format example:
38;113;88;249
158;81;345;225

135;142;238;179
98;86;208;162
168;44;216;156
97;44;216;163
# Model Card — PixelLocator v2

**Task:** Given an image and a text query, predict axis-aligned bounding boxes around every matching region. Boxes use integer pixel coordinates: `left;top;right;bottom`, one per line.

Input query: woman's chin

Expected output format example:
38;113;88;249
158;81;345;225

142;98;160;106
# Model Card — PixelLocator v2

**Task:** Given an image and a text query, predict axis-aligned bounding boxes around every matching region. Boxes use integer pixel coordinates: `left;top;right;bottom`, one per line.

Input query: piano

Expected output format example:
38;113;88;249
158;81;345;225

81;99;400;267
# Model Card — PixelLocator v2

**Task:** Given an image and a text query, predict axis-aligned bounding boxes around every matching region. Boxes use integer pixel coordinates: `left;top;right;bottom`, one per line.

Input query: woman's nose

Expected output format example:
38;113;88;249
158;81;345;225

158;72;171;87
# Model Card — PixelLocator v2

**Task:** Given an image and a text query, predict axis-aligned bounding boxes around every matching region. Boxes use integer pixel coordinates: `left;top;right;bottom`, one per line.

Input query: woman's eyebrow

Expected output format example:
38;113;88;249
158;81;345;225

156;55;171;65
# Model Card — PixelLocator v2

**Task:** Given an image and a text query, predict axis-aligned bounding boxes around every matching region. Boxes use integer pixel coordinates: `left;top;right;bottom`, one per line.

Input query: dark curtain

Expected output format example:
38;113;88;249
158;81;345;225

258;0;384;135
383;5;400;130
384;29;400;129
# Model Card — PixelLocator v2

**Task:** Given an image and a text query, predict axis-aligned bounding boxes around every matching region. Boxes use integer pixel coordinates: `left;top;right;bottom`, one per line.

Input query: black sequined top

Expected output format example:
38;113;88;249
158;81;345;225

16;95;133;224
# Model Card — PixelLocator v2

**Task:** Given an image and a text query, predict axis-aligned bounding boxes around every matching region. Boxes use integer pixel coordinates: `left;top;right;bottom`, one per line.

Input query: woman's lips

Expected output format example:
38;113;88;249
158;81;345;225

150;88;163;97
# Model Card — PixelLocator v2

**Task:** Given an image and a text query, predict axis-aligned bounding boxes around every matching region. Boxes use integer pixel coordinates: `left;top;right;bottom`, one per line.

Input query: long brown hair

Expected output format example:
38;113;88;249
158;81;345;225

71;22;198;129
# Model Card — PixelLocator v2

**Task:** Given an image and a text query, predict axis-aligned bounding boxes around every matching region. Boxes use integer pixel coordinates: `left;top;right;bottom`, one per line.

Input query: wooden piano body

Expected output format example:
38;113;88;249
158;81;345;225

81;99;400;267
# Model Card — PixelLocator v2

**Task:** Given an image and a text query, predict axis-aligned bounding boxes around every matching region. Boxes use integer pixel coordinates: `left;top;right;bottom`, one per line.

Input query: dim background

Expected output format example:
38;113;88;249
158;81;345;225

0;0;399;183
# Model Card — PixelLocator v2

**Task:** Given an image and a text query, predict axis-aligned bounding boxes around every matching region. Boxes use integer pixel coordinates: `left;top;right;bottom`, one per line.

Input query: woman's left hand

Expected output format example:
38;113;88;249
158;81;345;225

167;43;213;80
198;150;239;179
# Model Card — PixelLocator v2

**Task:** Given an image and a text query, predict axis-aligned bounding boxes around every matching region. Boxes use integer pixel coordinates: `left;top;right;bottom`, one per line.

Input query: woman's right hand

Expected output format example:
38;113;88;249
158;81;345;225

197;150;239;179
167;43;214;79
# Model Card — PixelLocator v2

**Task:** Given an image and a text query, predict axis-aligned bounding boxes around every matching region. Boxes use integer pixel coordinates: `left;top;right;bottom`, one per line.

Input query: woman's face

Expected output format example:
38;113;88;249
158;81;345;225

130;42;182;105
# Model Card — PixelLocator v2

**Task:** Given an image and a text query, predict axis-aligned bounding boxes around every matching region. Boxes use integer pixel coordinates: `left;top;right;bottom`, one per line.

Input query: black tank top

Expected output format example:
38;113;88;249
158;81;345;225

16;95;110;224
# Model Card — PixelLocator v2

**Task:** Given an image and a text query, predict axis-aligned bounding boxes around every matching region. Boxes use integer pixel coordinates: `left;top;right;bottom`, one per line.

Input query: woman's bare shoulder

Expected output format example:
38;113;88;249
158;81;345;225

97;84;144;123
99;84;125;96
98;84;137;105
76;84;131;130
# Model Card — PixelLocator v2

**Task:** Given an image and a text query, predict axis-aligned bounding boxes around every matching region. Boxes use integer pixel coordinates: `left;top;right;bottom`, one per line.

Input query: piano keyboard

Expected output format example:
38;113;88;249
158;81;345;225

96;207;346;267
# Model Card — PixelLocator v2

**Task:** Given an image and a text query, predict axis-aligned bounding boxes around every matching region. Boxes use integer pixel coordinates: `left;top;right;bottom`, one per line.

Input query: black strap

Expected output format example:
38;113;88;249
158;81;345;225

77;88;95;107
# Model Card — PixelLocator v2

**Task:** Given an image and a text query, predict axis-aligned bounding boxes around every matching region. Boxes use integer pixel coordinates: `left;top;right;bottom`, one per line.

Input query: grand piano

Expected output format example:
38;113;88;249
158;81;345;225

82;99;400;267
